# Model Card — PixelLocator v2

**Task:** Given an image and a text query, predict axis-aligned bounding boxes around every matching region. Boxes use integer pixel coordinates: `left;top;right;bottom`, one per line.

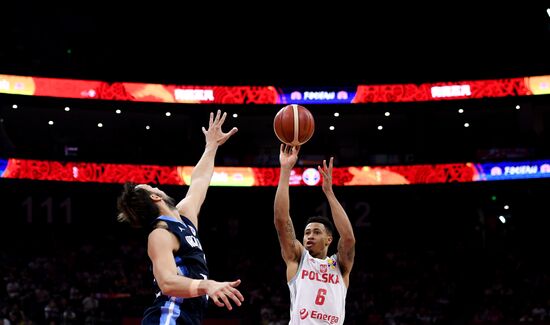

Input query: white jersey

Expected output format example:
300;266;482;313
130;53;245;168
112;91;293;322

288;249;347;324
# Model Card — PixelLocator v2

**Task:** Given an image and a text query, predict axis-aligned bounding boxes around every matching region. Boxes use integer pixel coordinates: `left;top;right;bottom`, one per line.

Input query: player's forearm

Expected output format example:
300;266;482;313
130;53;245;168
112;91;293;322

158;275;210;298
274;168;292;223
325;191;355;242
184;145;219;209
191;144;219;181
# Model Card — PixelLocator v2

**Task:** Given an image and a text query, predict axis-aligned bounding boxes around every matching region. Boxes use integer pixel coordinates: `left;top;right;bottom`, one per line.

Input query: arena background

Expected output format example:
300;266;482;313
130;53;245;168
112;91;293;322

1;4;550;324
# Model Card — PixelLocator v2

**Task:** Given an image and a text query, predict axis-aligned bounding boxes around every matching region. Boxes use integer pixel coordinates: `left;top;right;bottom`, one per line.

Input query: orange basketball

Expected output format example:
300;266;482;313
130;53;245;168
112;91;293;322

273;104;315;146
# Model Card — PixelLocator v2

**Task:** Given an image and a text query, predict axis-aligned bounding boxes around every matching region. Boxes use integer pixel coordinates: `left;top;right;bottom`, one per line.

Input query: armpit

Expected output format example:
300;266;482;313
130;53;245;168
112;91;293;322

152;221;169;230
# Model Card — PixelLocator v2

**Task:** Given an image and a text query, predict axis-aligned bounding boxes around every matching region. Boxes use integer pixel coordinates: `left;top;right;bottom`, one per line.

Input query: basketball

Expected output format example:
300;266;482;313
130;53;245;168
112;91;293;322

273;104;315;146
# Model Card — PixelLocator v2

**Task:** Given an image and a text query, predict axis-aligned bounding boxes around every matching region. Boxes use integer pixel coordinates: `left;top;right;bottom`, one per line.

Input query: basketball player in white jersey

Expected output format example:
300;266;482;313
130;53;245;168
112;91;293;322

274;144;356;324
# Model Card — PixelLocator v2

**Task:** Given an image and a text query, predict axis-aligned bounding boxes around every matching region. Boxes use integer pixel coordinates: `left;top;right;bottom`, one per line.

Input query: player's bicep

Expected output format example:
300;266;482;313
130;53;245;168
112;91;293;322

176;197;198;228
176;173;213;224
275;218;303;262
336;238;356;275
148;229;180;283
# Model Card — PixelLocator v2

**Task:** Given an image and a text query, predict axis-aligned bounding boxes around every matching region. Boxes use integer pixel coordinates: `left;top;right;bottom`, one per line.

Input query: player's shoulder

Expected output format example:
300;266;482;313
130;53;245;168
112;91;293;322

151;220;170;231
147;224;180;250
148;220;178;239
179;215;196;229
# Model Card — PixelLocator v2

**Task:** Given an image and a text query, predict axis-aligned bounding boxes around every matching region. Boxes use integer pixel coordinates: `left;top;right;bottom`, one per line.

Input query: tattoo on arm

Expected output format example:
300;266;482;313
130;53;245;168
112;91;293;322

338;240;355;274
338;240;355;261
347;246;355;260
286;220;296;245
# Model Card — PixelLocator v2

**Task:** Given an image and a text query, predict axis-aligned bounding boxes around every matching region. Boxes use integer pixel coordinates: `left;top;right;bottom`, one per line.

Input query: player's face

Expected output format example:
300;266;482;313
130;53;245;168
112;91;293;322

303;222;330;254
135;184;176;207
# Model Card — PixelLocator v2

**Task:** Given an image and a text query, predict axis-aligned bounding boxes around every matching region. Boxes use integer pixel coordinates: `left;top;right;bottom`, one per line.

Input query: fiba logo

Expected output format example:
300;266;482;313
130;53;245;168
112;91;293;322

290;91;302;100
302;168;321;186
300;308;309;320
336;91;348;100
490;166;502;176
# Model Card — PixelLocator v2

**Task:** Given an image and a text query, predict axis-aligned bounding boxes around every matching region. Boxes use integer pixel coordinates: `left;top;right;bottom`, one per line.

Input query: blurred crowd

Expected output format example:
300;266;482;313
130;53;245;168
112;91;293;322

1;219;550;325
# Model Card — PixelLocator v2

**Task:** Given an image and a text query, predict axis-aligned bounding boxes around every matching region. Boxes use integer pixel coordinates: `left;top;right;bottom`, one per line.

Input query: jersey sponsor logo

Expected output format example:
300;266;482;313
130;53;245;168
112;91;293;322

310;310;339;324
301;269;340;284
178;226;184;232
299;308;308;320
300;308;339;324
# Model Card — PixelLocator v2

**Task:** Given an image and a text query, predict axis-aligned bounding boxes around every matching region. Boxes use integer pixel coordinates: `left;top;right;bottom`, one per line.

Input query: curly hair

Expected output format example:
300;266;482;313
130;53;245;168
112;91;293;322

116;182;160;228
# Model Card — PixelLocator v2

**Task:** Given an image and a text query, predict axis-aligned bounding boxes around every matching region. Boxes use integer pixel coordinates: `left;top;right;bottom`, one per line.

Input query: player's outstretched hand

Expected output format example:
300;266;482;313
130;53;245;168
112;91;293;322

205;279;244;310
202;109;238;146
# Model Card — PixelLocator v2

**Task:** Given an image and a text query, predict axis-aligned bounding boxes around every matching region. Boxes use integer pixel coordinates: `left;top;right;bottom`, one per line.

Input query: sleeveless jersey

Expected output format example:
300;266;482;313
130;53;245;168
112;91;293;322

142;215;209;325
288;249;347;324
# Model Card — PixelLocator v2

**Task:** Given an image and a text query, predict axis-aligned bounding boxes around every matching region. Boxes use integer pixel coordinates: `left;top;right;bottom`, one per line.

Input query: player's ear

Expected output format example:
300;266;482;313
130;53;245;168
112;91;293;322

150;193;162;202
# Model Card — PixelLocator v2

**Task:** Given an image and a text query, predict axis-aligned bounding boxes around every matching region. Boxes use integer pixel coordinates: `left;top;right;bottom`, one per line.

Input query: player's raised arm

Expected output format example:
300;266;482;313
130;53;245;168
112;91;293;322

274;144;304;269
176;110;238;228
319;157;356;281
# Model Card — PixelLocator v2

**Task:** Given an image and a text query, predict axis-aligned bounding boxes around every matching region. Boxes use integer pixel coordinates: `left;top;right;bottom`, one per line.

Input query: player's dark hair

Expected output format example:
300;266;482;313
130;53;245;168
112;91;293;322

306;216;334;236
117;182;159;228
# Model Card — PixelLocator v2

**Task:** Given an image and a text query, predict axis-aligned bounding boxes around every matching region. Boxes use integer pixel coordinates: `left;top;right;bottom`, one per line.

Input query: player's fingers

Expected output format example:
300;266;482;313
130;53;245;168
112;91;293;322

212;295;224;308
329;157;334;168
223;288;242;306
230;279;241;287
219;111;227;125
218;293;232;310
285;145;292;154
209;112;214;126
231;287;245;302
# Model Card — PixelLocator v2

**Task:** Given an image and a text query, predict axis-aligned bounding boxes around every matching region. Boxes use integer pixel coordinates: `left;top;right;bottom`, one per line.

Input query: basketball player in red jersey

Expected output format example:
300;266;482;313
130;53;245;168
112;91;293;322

274;144;356;324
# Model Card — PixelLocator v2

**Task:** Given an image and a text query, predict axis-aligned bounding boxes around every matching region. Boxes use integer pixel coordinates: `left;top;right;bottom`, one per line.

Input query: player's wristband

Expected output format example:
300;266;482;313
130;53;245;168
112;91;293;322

189;279;202;296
